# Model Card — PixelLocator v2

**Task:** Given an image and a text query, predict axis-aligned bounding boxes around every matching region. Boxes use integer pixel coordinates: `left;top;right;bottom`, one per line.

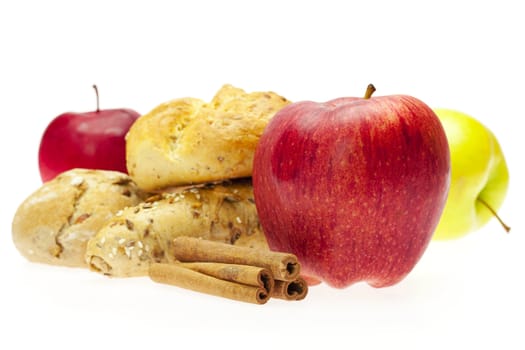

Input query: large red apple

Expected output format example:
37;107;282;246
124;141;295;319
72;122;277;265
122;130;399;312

38;85;140;182
252;85;450;288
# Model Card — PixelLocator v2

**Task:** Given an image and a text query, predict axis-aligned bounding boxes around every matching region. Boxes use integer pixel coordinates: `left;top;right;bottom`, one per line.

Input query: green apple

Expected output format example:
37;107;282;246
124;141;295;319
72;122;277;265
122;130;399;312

432;108;510;240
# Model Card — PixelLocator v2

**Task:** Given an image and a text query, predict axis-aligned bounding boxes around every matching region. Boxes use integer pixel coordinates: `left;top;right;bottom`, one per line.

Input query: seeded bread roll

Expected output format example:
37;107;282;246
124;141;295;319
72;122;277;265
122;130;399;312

12;169;148;268
125;84;290;191
86;179;268;277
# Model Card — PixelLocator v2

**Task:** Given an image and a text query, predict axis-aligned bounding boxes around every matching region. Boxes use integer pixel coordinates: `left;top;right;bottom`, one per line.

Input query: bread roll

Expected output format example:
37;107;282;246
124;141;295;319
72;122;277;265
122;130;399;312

86;179;268;277
126;84;290;191
12;169;148;268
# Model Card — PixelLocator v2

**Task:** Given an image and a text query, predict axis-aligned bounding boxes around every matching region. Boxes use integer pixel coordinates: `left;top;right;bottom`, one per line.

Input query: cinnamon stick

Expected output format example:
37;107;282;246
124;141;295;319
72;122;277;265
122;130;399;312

149;263;270;305
272;277;308;301
172;236;300;281
180;262;274;294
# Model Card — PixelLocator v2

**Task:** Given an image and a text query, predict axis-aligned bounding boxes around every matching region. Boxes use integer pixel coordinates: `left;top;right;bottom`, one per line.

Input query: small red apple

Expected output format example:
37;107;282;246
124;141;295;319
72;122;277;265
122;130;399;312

253;85;450;288
38;85;140;182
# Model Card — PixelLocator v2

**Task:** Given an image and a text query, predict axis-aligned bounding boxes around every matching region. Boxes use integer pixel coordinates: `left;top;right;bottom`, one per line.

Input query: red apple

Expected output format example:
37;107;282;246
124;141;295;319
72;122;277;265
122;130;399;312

38;85;140;182
252;85;450;288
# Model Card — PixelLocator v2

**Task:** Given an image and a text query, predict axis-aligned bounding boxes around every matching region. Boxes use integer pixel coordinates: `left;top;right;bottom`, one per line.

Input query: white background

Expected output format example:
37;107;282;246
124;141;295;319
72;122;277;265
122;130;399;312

1;1;523;349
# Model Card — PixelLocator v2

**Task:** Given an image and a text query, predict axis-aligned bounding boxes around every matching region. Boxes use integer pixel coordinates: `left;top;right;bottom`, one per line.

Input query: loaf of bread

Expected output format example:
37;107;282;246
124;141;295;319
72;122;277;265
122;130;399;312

86;179;268;277
125;84;290;191
12;169;148;268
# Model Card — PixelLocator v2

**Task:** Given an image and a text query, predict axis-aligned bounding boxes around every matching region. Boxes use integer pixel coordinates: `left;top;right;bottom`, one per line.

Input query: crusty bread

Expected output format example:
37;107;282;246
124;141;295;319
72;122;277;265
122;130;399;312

12;169;148;268
125;84;290;191
86;179;268;277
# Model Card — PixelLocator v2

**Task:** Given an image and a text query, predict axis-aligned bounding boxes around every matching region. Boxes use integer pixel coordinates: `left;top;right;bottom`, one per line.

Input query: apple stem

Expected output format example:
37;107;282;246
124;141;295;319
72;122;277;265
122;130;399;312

476;197;511;233
364;84;376;99
92;84;100;112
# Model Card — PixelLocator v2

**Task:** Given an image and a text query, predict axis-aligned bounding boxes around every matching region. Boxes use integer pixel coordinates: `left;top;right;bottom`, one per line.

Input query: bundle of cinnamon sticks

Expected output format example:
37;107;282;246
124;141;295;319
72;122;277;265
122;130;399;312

149;236;308;304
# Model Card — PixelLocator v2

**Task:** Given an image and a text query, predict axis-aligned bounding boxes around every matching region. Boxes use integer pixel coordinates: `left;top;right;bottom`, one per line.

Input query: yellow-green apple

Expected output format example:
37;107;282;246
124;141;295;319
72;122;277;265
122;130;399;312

38;85;140;182
432;108;510;240
252;85;451;288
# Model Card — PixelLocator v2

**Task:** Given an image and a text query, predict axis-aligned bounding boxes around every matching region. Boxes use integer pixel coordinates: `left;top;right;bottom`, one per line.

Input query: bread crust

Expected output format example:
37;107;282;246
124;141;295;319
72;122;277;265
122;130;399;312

85;179;268;277
125;84;290;191
12;169;148;267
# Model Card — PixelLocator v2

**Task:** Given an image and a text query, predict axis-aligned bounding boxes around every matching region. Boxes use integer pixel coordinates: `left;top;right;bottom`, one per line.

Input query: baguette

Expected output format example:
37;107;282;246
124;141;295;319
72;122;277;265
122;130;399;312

12;169;148;267
85;179;268;277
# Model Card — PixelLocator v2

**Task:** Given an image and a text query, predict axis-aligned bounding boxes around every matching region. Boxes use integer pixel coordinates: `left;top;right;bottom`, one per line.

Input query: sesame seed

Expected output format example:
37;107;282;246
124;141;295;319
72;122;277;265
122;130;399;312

70;176;84;186
236;216;242;224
